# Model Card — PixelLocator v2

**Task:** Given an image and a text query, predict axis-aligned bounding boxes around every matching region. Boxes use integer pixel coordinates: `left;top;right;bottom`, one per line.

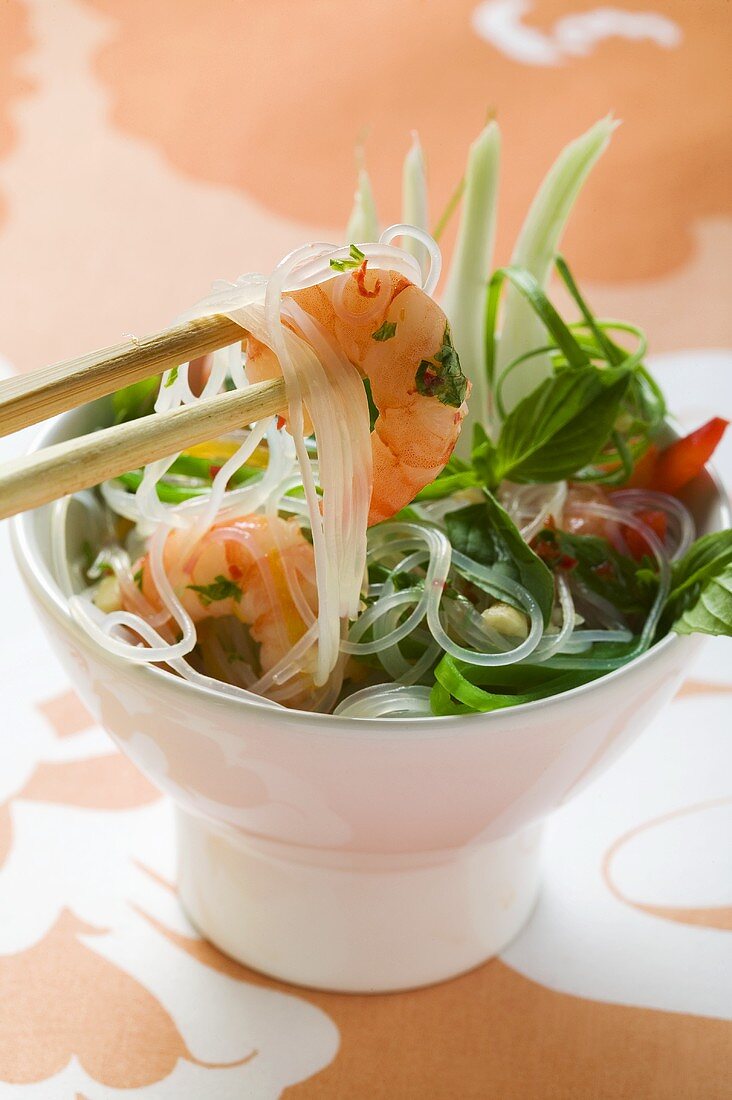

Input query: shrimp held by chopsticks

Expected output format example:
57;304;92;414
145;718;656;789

246;260;470;524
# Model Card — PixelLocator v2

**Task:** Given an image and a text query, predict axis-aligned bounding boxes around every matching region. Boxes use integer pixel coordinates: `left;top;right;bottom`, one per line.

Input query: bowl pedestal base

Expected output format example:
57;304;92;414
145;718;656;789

176;808;542;993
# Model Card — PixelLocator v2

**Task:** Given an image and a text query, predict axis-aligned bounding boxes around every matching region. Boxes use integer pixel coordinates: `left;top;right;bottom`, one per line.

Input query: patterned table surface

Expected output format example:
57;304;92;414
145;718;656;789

1;1;731;1096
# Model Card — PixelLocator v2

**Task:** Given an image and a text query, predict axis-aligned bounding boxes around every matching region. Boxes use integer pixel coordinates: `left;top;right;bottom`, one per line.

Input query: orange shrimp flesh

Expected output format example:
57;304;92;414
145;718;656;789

128;514;318;701
245;265;470;524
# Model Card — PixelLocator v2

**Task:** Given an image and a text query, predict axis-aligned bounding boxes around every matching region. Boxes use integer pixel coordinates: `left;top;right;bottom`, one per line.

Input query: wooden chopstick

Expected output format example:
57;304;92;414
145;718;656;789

0;376;286;521
0;313;243;438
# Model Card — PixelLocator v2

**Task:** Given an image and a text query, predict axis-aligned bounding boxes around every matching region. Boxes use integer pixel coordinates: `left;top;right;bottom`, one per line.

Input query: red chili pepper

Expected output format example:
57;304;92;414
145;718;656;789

229;563;243;581
558;554;578;571
628;418;728;494
594;560;616;581
421;368;438;392
354;259;381;299
623;509;667;561
210;464;222;478
534;540;556;564
626;444;659;489
276;414;287;431
532;526;577;571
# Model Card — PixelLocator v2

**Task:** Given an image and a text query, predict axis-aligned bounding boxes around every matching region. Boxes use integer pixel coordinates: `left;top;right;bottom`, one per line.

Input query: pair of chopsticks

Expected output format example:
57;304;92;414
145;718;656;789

0;315;287;521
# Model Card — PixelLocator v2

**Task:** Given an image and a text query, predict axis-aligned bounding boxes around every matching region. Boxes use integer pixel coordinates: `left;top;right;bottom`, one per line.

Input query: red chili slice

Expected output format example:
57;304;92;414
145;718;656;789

354;259;381;299
628;418;729;494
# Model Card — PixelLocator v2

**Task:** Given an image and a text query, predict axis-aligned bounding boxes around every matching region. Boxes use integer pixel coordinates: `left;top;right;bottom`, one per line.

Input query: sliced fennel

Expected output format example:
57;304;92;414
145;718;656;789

441;121;501;459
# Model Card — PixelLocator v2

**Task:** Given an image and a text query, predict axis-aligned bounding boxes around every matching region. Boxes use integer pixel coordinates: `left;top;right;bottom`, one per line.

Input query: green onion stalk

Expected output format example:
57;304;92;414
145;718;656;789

345;165;380;243
491;116;617;427
440;121;501;459
401;131;429;271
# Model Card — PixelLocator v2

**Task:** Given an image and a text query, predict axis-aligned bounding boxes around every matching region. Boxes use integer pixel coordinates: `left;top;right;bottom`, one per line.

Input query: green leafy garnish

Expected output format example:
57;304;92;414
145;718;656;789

492;364;632;485
536;527;657;626
431;655;603;714
673;564;732;636
484;259;664;487
372;320;397;342
415;323;468;408
164;366;179;388
187;575;242;607
432;174;466;243
329;243;366;272
664;531;732;636
446;490;554;624
489;118;614;419
414;469;479;501
133;566;144;591
362;377;380;431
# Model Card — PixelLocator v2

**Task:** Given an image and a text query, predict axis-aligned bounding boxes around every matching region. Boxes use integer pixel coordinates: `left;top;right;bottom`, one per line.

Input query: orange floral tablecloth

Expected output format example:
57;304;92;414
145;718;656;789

1;1;731;1096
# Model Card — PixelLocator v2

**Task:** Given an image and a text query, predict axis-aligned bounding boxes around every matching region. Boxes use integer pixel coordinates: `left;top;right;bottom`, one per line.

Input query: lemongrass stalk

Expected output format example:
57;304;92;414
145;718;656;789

345;167;379;243
494;116;618;422
401;131;429;270
441;121;501;458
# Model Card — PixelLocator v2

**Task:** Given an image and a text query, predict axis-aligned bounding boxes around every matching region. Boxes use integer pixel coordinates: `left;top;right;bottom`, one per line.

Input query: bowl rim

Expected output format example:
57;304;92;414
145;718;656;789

11;411;731;732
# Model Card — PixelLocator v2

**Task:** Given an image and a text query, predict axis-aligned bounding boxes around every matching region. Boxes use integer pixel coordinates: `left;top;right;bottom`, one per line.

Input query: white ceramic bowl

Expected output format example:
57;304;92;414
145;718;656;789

12;401;730;993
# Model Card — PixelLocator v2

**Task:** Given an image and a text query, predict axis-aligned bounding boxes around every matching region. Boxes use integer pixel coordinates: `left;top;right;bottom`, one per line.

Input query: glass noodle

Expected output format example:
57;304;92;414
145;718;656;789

57;220;697;718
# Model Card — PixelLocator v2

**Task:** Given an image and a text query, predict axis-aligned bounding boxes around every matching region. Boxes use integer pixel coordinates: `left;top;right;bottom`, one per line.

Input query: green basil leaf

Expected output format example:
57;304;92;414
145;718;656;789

667;530;732;609
673;564;732;636
445;490;554;624
471;423;501;487
495;365;631;483
414;470;479;501
414;322;468;408
666;531;732;637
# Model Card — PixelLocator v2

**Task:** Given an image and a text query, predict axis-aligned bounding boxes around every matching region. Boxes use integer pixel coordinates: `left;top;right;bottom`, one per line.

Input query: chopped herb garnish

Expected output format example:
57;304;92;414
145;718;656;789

133;566;144;591
187;574;242;607
372;320;397;342
329;243;366;272
164;366;179;388
363;377;380;431
415;323;468;408
533;526;657;628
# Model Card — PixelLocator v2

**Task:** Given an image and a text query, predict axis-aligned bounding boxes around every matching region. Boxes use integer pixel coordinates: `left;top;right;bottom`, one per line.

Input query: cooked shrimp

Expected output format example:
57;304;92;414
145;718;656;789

562;483;612;537
127;514;318;702
246;263;470;524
